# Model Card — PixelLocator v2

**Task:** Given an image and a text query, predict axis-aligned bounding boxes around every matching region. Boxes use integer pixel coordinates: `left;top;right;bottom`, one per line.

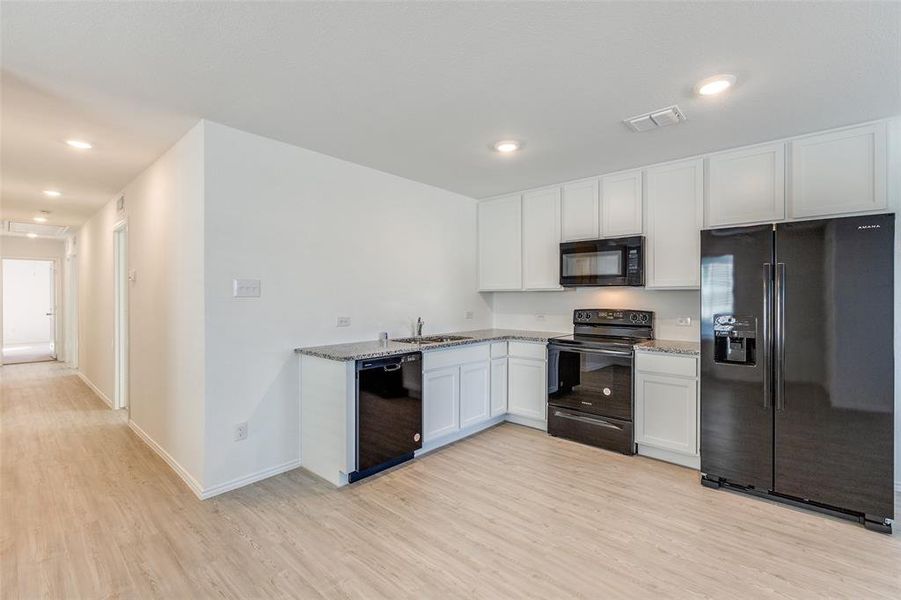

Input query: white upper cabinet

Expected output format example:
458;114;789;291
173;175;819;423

788;122;887;219
522;188;562;290
561;178;600;241
601;169;643;237
645;159;703;289
478;195;522;291
705;143;786;227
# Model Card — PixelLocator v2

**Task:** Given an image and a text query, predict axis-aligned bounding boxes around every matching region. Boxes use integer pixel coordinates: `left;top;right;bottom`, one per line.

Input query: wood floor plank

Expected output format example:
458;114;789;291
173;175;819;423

2;362;899;599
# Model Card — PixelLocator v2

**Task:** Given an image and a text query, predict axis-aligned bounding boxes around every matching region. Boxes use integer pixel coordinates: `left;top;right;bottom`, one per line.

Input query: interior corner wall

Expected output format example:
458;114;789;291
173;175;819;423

76;121;207;490
200;120;490;491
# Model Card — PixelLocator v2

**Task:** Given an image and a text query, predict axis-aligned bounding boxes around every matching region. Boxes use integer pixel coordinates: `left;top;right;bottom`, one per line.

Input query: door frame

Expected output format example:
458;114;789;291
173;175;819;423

113;220;129;411
0;255;61;366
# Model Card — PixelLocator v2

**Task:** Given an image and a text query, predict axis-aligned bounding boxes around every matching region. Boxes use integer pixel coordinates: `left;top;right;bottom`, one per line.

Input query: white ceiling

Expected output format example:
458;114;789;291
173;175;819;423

2;1;899;227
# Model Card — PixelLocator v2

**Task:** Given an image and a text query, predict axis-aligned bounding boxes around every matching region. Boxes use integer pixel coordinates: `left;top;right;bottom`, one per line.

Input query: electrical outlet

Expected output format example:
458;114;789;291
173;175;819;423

535;314;546;322
677;317;692;326
234;422;248;441
465;311;474;320
336;316;351;327
233;278;261;298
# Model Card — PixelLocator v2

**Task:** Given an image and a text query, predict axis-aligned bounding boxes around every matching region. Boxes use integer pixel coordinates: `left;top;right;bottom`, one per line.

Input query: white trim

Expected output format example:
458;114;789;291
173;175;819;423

128;419;204;499
200;459;302;499
504;413;547;431
76;370;112;408
637;444;701;470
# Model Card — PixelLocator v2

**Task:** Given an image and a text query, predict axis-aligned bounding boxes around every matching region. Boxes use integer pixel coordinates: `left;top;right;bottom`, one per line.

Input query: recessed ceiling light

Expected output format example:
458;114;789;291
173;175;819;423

493;140;522;153
66;139;93;149
43;189;62;197
34;211;50;223
696;74;736;96
26;232;38;239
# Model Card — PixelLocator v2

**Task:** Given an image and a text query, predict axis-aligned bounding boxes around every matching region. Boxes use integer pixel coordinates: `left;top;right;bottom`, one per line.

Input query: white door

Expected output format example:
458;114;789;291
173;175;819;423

478;195;522;291
561;178;599;241
706;142;785;227
522;188;562;290
423;367;460;441
645;159;703;288
601;169;643;237
114;225;129;409
634;372;698;455
507;357;547;421
2;258;55;364
460;361;490;428
788;122;886;218
490;357;508;416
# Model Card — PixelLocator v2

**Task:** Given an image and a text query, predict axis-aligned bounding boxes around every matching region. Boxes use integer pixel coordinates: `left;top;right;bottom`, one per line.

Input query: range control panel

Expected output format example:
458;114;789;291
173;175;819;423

573;308;653;326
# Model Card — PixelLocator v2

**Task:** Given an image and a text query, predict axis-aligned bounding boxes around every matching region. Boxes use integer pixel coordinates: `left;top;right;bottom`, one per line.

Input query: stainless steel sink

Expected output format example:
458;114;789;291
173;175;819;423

393;335;473;344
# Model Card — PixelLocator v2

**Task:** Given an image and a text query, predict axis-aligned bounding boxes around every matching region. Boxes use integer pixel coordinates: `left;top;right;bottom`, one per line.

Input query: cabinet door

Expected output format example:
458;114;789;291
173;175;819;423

460;361;490;428
706;143;785;227
645;159;703;288
522;188;562;290
789;122;886;218
478;195;522;291
490;358;508;416
561;179;600;241
635;372;697;455
601;169;643;237
507;357;547;421
423;367;460;441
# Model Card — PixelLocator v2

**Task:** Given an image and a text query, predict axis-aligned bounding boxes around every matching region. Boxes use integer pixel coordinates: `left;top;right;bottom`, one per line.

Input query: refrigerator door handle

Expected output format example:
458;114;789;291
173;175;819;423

762;263;773;409
774;262;786;410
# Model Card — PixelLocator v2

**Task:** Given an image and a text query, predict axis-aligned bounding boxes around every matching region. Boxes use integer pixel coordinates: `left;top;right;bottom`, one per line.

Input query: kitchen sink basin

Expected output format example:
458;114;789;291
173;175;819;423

393;335;473;344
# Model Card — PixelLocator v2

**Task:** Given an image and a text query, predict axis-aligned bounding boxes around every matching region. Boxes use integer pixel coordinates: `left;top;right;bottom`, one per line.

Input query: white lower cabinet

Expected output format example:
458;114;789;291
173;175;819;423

507;357;547;421
634;351;700;469
490;357;508;416
460;361;490;428
423;366;460;442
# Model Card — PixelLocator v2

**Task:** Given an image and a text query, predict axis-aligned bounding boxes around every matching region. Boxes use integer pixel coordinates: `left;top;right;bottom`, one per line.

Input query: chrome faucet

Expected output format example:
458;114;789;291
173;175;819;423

416;317;424;338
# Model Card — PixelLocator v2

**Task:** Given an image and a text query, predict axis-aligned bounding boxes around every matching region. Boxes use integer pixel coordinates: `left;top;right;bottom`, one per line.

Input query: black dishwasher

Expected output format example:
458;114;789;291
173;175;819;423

350;352;422;483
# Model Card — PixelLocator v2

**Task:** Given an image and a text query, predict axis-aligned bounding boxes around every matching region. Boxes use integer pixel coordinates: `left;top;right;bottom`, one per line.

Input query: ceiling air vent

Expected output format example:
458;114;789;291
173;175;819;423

624;105;686;132
5;221;69;238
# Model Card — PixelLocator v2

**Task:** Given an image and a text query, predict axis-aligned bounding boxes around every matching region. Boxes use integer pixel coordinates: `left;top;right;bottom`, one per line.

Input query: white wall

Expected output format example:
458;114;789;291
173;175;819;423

201;121;490;491
491;288;699;341
76;122;206;489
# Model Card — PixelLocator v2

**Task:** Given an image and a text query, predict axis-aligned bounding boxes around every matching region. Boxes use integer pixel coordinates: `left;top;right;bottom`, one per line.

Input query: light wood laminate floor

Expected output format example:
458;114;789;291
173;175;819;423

2;362;900;599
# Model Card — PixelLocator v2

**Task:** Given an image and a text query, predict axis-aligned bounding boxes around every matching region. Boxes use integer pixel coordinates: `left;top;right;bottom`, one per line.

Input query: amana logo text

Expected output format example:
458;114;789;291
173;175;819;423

858;224;881;230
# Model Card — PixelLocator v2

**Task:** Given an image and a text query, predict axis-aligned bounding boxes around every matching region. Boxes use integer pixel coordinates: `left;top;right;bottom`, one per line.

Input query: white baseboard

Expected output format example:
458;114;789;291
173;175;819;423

504;413;548;431
76;370;113;408
637;444;701;470
128;419;205;499
417;415;506;457
200;459;302;499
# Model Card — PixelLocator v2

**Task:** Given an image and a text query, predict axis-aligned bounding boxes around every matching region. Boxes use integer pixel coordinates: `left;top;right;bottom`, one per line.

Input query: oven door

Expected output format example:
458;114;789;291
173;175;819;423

547;344;633;421
559;237;644;287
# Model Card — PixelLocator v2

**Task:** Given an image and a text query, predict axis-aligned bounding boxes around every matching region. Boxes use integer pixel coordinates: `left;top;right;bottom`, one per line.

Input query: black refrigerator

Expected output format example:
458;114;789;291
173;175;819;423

700;213;895;533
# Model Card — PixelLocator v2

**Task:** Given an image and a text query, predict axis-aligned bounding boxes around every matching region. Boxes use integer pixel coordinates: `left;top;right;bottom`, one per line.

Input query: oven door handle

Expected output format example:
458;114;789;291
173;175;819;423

549;345;633;358
552;409;623;430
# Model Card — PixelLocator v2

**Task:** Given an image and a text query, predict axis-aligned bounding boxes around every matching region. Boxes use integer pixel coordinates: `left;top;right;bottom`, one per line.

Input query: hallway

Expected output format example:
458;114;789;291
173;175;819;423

3;362;901;599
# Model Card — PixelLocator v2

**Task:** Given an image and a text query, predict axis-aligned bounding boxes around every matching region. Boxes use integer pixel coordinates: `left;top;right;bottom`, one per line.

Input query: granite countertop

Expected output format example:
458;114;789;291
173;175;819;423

296;329;567;361
634;339;700;356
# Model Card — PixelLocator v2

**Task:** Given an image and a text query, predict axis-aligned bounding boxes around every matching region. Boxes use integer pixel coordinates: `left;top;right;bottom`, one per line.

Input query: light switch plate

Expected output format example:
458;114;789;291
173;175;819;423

677;317;692;326
233;278;261;298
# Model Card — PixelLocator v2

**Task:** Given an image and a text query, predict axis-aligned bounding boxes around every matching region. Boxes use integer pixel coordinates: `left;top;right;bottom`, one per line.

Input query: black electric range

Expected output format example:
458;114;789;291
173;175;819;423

547;309;654;454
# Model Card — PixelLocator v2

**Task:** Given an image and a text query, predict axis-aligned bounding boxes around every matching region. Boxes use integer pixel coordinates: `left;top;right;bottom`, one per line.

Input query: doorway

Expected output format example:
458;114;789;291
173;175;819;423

114;222;129;410
2;258;57;364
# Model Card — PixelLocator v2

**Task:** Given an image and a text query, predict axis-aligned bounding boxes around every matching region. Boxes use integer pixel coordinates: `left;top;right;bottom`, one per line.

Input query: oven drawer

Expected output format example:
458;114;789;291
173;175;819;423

548;408;634;455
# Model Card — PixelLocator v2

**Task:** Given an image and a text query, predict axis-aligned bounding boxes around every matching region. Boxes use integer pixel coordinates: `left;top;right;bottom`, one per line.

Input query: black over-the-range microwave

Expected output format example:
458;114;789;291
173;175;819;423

559;236;645;287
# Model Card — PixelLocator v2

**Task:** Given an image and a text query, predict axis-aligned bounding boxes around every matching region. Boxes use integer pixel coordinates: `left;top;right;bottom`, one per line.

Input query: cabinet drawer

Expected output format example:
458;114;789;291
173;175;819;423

423;343;490;371
508;341;547;360
635;352;697;378
490;342;508;358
